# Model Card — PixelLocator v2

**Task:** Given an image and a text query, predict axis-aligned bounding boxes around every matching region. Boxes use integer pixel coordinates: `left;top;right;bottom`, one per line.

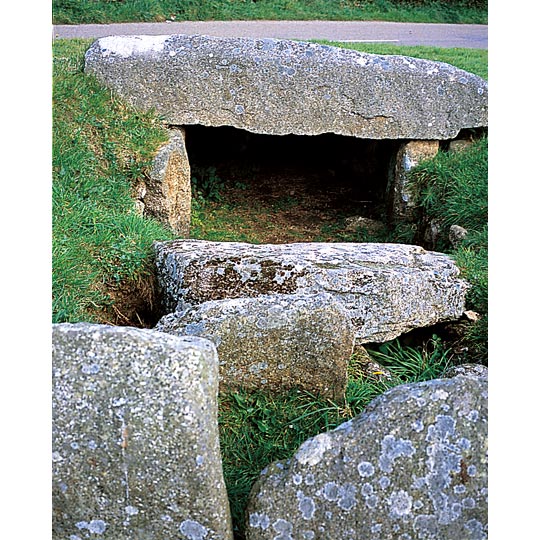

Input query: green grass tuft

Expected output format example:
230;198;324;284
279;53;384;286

53;0;487;25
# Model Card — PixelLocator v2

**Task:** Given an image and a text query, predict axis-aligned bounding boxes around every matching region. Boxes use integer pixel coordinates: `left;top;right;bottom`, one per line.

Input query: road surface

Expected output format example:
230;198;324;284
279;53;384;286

53;20;487;49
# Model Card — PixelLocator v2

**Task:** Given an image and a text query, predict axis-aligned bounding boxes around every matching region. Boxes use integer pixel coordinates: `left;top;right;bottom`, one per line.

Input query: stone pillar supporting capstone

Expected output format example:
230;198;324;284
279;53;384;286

387;140;440;222
136;127;191;237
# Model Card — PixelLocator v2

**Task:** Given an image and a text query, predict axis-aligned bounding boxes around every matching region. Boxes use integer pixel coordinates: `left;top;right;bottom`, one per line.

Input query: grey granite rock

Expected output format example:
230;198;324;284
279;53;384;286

154;240;469;343
84;34;487;140
52;323;233;540
445;363;487;379
245;375;488;540
143;127;191;236
155;292;355;400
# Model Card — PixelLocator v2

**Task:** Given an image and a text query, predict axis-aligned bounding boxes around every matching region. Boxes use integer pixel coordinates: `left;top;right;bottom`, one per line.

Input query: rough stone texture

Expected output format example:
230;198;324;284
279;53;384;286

389;140;440;221
343;215;386;234
445;363;488;380
138;127;191;236
449;224;469;248
84;34;488;140
245;375;488;540
155;292;354;400
154;239;469;344
449;138;475;154
52;323;233;540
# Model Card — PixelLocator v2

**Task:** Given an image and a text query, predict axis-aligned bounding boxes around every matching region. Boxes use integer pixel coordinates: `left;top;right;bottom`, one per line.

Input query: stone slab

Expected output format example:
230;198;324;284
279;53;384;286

156;292;355;400
84;34;487;140
52;323;233;540
154;240;469;344
246;374;488;539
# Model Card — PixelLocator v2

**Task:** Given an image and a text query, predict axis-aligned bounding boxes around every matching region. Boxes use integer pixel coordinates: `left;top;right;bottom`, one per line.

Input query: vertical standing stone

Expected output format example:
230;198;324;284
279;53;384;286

388;140;440;222
142;127;191;236
52;323;233;540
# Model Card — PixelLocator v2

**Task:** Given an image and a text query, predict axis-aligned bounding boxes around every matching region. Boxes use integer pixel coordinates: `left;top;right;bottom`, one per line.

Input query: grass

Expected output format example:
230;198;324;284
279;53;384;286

408;137;488;361
53;0;488;25
52;38;173;323
52;38;487;536
219;336;450;537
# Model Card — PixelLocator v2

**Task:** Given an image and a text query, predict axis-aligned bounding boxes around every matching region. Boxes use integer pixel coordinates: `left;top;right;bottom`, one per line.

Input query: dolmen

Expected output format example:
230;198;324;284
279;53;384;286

84;35;488;230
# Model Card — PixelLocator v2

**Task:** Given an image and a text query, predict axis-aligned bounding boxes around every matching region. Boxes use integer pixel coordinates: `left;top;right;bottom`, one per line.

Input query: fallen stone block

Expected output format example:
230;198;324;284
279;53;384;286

52;323;233;540
154;240;469;344
155;292;355;400
245;374;488;540
84;34;487;140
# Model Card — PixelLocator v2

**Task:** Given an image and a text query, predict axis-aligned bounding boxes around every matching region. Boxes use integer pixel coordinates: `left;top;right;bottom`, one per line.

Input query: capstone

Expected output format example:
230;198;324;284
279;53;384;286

84;34;487;140
154;239;469;343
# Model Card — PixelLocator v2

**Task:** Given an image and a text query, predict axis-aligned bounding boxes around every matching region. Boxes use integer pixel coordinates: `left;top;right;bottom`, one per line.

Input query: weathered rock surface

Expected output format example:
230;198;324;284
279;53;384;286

134;127;191;236
389;140;440;221
245;375;488;540
52;323;233;540
445;363;488;380
84;34;487;140
156;292;355;400
154;240;469;343
449;224;469;248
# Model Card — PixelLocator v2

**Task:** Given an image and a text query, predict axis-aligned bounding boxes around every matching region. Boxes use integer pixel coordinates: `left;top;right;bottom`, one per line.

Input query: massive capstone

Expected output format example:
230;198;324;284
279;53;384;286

84;34;487;140
154;240;469;344
245;374;488;540
52;323;233;540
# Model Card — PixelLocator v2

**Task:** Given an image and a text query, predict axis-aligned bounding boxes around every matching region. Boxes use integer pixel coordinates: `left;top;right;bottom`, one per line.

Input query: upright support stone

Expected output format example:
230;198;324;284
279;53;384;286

138;127;191;236
52;323;233;540
388;140;440;222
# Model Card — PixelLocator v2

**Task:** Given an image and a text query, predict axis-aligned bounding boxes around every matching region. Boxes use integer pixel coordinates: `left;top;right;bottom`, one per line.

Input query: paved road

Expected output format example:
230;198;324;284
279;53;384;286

53;20;487;49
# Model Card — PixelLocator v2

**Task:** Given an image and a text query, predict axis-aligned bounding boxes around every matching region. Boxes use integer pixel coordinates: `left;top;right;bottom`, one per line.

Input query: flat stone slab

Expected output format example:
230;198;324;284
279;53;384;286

52;323;233;540
154;240;469;344
155;292;355;400
246;374;488;539
84;34;487;140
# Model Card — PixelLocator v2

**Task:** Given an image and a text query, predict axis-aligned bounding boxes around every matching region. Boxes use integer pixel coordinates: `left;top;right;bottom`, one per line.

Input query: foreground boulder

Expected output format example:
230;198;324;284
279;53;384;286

246;375;488;540
155;292;355;400
52;323;233;540
84;34;487;140
154;240;469;343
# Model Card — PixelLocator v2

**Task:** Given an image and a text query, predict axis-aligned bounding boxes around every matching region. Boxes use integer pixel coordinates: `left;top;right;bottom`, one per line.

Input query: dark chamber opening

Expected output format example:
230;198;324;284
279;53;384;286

183;125;401;220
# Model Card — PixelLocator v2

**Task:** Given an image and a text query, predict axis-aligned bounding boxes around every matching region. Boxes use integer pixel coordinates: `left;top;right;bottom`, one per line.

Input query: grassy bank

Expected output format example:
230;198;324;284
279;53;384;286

53;0;487;25
52;39;488;537
52;39;174;324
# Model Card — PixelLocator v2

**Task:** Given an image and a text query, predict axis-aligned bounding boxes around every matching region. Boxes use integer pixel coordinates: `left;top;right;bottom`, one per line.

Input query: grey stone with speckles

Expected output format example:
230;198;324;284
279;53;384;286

245;375;488;540
52;323;233;540
155;292;355;400
84;34;487;140
154;239;469;344
445;363;487;380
